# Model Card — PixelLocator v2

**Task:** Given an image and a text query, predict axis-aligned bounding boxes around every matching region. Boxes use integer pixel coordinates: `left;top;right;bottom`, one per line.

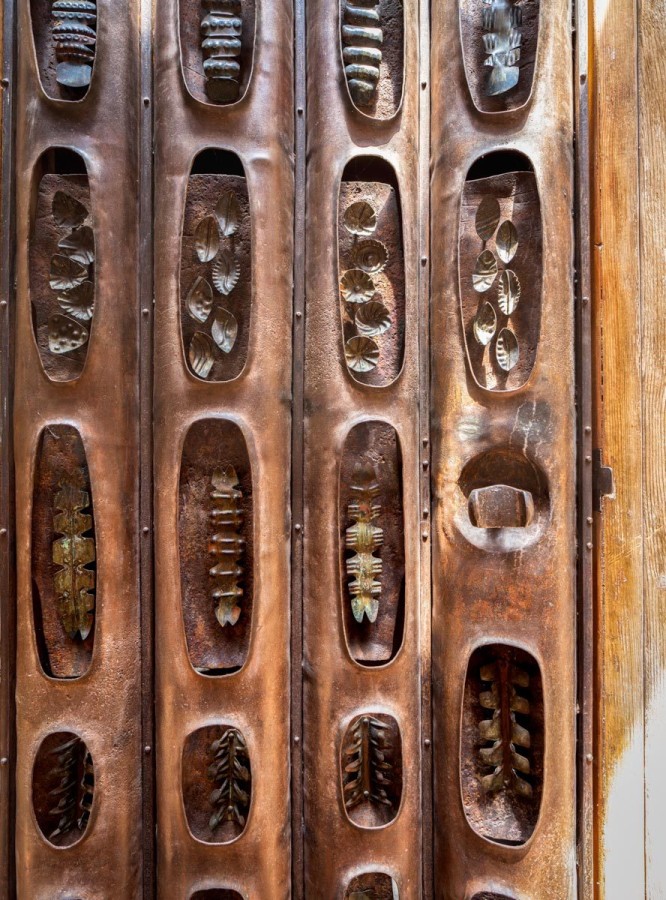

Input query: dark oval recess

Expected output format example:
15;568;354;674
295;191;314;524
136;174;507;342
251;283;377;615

191;891;244;899
459;151;542;393
461;644;544;845
30;0;98;101
30;149;96;383
32;424;96;679
179;0;256;105
182;725;252;843
341;713;402;828
32;731;94;847
179;418;253;675
338;157;405;388
181;149;252;382
339;0;404;119
345;872;400;898
470;893;517;900
459;0;540;114
340;421;404;665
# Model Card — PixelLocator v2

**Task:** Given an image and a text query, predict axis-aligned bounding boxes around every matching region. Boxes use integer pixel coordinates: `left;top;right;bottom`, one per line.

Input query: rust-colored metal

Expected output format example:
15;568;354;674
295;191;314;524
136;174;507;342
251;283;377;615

153;0;294;895
431;0;576;895
303;0;425;892
13;0;144;895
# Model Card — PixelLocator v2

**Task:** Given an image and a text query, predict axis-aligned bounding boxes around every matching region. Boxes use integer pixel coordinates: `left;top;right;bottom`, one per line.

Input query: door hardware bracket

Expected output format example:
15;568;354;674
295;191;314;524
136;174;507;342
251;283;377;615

593;448;615;512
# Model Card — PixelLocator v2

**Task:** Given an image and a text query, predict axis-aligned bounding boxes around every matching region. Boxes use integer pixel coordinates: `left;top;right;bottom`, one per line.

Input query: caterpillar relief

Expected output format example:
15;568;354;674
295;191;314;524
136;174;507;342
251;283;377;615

201;0;242;103
209;467;245;628
32;732;95;847
52;481;96;641
346;463;383;624
52;0;97;91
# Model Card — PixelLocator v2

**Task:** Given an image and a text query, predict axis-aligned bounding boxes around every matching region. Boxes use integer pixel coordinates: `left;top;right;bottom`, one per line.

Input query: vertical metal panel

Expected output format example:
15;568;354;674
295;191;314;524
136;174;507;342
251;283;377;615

430;0;576;896
152;0;294;895
13;0;144;895
303;0;427;894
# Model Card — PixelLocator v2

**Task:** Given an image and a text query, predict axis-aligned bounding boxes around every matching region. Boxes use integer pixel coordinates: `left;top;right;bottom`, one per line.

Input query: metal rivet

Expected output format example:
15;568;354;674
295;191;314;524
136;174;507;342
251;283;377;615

421;81;427;89
294;523;302;532
143;97;150;106
422;530;428;542
584;425;592;434
142;308;149;316
296;311;302;319
0;528;6;536
0;757;7;766
586;542;593;551
586;516;593;525
144;745;151;755
293;735;300;744
1;79;8;89
422;437;429;447
422;459;429;470
143;526;149;534
421;256;427;266
297;107;304;115
423;508;429;518
585;455;592;463
586;753;593;763
424;738;431;748
0;301;6;307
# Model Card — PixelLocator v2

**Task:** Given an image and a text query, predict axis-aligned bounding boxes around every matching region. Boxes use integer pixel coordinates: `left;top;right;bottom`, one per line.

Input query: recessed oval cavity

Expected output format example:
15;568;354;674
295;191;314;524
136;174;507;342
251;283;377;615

32;425;96;679
30;149;96;382
191;892;244;900
182;725;252;843
340;0;404;119
459;152;542;392
32;731;94;846
459;0;539;113
457;448;549;552
461;644;543;845
346;873;400;898
341;713;402;827
30;0;98;100
181;150;251;381
339;159;405;387
179;0;256;104
340;421;404;665
470;893;517;900
179;418;253;675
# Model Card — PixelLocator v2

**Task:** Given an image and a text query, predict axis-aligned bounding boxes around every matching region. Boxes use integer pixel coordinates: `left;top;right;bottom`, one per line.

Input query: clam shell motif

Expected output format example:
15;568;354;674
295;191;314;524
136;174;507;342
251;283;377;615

212;250;240;297
188;331;215;379
475;197;500;242
58;226;94;266
340;268;375;304
47;314;89;354
211;307;238;354
186;276;214;323
352;239;388;274
343;201;377;236
52;191;88;228
49;254;88;292
496;220;518;263
472;250;498;292
58;281;94;321
355;300;391;336
496;328;519;372
497;269;521;315
345;335;379;372
473;300;497;346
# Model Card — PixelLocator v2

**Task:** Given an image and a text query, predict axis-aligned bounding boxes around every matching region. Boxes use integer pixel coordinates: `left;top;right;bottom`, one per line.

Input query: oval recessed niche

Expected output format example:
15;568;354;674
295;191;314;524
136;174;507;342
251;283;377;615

182;724;252;843
30;0;98;100
457;447;549;552
181;150;252;382
30;149;96;383
179;0;256;105
459;151;542;393
341;712;402;828
32;731;94;846
179;418;253;675
469;893;517;900
191;892;243;900
32;424;96;679
339;0;404;119
340;421;404;665
459;0;539;114
338;158;405;387
461;644;544;846
346;872;400;898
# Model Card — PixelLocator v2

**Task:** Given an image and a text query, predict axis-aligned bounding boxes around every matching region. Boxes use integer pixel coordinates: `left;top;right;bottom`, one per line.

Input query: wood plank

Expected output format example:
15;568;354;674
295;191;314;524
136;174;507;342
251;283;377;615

591;0;645;892
638;1;666;895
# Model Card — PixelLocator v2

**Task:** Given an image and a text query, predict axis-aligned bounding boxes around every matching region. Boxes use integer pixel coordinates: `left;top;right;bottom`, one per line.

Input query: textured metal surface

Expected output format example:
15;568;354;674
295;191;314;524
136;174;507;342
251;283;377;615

431;0;576;895
303;0;426;893
152;0;294;895
13;0;144;895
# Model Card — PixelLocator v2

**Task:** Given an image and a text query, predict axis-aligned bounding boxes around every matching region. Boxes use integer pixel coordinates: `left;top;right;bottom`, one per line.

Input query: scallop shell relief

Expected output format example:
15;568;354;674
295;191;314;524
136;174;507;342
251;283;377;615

340;201;392;374
342;0;383;108
186;189;243;379
471;197;520;374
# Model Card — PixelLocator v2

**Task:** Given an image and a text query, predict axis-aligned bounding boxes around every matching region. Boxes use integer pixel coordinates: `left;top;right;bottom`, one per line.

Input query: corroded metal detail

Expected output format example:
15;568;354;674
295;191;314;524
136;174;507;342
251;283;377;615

207;727;251;832
482;0;522;97
478;655;532;798
52;481;95;641
468;484;534;529
352;238;388;273
342;714;401;827
345;873;400;899
184;187;245;379
201;0;243;104
342;0;382;108
344;200;377;236
209;467;245;628
40;735;94;843
51;0;97;90
345;463;383;624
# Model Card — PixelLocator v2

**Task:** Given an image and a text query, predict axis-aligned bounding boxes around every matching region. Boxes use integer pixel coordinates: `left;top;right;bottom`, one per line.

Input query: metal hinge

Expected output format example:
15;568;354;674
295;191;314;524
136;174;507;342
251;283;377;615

593;448;615;512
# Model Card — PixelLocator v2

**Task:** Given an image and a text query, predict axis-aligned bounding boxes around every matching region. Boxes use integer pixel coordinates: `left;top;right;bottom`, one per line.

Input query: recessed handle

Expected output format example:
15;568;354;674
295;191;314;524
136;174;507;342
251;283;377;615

468;484;534;528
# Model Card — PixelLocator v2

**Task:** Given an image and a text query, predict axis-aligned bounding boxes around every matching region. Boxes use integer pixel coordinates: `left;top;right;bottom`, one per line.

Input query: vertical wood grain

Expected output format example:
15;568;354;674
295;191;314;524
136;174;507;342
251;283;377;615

591;0;645;891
